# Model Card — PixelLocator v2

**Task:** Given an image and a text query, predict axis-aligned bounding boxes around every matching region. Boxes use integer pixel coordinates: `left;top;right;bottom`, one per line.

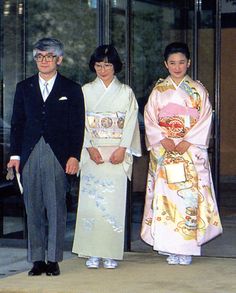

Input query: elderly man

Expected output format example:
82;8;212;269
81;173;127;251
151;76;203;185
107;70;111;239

7;38;85;276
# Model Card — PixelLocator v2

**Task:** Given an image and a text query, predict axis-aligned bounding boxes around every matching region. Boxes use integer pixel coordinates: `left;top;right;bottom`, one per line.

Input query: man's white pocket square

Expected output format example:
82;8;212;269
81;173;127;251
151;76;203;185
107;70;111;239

59;96;68;101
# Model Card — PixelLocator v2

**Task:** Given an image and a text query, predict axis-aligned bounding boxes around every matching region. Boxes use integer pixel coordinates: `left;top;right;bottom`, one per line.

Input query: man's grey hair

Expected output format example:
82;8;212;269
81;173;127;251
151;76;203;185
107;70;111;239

33;38;64;57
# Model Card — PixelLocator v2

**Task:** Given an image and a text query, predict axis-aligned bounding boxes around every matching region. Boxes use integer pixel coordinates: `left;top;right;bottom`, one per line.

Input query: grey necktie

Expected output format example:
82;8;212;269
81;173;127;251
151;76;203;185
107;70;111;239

42;82;49;101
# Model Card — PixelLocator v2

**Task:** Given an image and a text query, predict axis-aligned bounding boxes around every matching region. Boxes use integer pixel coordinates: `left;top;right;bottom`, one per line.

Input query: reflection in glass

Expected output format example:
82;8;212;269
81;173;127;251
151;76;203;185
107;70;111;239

131;1;190;115
0;0;98;241
25;0;97;84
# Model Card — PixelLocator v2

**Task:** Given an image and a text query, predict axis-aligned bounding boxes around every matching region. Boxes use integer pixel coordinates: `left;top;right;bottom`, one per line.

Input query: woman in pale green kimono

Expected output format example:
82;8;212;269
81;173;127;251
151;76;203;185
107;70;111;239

141;42;222;265
72;45;141;269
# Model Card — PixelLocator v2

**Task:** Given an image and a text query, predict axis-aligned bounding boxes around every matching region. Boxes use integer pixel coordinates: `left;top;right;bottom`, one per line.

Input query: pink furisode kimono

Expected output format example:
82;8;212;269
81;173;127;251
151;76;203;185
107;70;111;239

141;75;222;256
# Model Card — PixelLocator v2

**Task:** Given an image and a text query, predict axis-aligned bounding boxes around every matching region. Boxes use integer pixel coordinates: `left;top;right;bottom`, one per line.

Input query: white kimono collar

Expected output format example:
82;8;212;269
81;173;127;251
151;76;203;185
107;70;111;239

97;76;118;90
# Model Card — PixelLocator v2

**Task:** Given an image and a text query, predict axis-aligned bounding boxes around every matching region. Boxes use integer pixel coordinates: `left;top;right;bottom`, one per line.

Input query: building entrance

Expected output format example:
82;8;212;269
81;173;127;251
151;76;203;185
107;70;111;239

1;0;236;257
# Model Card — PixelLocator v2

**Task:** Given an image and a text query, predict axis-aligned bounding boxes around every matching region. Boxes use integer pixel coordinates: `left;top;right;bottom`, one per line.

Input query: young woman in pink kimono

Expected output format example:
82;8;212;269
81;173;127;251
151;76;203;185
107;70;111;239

141;42;222;265
72;45;141;269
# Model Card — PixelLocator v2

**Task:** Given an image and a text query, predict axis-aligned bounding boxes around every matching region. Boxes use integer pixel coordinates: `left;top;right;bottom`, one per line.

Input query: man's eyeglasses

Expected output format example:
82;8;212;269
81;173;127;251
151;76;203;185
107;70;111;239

94;63;113;71
34;54;57;62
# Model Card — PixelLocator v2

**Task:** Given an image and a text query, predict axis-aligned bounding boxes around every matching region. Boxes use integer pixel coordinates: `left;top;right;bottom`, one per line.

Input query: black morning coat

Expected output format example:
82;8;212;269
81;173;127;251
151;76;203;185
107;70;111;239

10;72;85;172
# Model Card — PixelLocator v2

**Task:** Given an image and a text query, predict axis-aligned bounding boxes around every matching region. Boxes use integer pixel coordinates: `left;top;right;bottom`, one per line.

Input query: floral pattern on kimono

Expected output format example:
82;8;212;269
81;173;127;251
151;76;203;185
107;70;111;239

141;75;222;256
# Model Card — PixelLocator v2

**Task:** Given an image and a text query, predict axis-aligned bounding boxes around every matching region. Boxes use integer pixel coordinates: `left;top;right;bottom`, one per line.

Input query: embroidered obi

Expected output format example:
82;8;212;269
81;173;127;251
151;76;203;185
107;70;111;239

158;103;199;138
87;111;126;139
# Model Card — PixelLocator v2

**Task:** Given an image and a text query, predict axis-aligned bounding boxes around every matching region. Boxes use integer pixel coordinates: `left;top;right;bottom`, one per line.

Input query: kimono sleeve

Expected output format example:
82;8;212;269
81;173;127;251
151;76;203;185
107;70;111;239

82;117;94;148
184;86;212;148
119;88;141;156
81;85;93;149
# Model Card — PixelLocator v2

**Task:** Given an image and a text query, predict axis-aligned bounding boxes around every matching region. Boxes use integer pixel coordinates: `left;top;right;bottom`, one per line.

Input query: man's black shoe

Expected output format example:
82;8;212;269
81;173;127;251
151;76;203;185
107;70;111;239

46;261;60;276
28;261;47;276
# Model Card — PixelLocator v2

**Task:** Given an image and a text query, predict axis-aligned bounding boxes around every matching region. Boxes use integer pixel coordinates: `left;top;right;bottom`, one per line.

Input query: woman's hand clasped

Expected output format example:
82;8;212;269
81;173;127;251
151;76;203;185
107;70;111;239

109;147;126;164
87;147;104;165
87;146;126;165
161;138;176;152
175;140;191;155
161;138;191;154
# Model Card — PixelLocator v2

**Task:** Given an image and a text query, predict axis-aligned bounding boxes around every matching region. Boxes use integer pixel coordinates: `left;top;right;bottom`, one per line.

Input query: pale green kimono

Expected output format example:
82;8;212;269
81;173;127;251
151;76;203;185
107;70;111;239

72;77;141;260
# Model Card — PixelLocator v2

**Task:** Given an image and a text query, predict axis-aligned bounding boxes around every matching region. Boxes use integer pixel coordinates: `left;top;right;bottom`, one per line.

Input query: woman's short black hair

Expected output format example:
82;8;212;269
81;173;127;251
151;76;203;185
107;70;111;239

164;42;190;61
89;44;123;73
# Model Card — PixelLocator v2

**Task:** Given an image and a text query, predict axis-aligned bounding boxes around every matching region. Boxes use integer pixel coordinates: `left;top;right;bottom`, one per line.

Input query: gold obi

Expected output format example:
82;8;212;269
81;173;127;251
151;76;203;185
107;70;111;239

87;111;126;139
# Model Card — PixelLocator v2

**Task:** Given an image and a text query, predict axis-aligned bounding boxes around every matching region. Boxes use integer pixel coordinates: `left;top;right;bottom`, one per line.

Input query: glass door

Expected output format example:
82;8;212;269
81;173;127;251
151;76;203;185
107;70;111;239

0;1;26;243
110;0;226;255
0;0;98;246
129;0;201;252
110;0;198;251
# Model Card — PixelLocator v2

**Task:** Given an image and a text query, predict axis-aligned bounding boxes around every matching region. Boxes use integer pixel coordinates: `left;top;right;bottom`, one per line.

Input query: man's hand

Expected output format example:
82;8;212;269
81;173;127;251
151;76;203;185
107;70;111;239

66;157;79;174
175;140;191;154
160;138;175;152
7;159;20;173
109;147;126;164
87;147;104;165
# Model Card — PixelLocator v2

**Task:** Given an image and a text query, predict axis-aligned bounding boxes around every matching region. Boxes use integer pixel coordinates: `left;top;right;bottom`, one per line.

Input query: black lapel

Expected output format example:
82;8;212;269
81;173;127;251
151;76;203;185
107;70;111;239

28;74;44;104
